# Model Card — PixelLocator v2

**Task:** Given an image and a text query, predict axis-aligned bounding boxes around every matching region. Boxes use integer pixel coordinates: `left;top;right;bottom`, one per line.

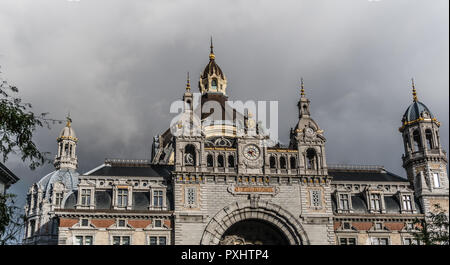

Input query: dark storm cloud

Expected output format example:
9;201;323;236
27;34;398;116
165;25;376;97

0;0;448;207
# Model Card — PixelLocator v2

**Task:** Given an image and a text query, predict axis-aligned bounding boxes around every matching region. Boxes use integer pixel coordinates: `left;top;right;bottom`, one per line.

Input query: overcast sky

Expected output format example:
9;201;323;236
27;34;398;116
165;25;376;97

0;0;448;208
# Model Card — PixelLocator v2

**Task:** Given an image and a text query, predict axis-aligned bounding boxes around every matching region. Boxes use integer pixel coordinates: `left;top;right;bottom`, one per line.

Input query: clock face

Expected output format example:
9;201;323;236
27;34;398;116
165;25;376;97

243;145;260;160
305;127;314;136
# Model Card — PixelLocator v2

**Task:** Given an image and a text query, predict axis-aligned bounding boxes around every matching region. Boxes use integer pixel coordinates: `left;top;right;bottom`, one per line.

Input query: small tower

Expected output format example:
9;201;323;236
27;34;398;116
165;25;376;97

198;37;228;96
399;79;448;214
54;115;78;170
290;79;328;176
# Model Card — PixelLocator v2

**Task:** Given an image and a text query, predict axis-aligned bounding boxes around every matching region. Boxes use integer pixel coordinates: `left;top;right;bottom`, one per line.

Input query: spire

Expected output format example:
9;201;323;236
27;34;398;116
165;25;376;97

411;78;418;102
209;36;215;60
186;72;191;92
300;77;305;97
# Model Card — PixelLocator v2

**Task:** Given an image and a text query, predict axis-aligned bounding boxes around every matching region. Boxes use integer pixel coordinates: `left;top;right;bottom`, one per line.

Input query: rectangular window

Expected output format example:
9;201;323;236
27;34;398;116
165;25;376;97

311;190;321;207
81;189;91;206
403;238;418;245
154;219;162;228
343;222;351;230
402;195;412;211
153;190;163;207
375;223;383;230
55;193;63;207
339;194;349;210
187;187;196;206
118;219;126;227
433;173;440;188
149;236;167;245
149;236;157;245
372;238;389;245
117;189;128;207
339;238;356;245
75;235;93;245
81;219;89;227
112;236;130;245
370;194;381;211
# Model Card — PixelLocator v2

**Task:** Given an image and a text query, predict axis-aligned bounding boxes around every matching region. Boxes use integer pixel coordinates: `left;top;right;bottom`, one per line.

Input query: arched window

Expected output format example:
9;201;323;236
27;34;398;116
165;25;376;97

413;130;421;151
64;143;69;155
280;157;286;169
207;154;214;167
270;156;276;168
228;155;235;168
290;157;297;169
425;129;433;150
306;148;317;170
69;144;72;156
184;145;196;166
211;79;218;90
217;154;224;167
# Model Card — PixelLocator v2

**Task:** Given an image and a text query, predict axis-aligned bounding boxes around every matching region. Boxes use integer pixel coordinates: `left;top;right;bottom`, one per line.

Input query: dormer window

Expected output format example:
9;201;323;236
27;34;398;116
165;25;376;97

401;194;413;211
55;192;63;208
117;189;128;207
369;193;382;212
339;194;350;211
211;79;218;90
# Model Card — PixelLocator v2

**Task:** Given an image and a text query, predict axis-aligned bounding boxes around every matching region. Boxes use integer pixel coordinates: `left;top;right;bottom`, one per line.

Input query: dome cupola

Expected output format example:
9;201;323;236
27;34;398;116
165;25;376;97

199;38;227;95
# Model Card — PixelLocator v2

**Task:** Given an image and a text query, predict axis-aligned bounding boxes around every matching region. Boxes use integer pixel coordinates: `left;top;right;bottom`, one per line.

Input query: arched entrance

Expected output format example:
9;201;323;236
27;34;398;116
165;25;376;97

219;219;289;245
200;200;309;245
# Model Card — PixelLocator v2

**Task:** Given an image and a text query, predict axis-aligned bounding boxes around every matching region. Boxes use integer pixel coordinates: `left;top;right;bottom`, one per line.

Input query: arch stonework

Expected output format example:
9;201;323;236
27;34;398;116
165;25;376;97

200;200;309;245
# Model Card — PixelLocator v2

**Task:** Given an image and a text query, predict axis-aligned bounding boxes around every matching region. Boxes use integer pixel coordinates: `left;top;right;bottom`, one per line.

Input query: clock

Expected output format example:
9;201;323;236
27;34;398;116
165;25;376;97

305;127;315;137
243;145;260;160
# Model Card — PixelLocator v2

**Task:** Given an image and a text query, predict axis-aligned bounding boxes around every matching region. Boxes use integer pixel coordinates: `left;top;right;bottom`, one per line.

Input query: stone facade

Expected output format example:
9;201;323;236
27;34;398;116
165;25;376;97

22;47;448;245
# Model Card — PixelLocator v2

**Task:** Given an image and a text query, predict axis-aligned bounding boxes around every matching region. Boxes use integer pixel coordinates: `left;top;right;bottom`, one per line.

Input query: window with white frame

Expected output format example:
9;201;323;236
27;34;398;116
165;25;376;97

55;192;63;207
371;237;389;245
339;237;356;245
149;236;167;245
153;190;163;207
402;195;412;211
374;222;383;230
432;173;440;188
112;236;130;245
80;189;91;206
74;235;93;245
339;194;350;210
370;193;381;212
117;189;128;207
311;190;321;207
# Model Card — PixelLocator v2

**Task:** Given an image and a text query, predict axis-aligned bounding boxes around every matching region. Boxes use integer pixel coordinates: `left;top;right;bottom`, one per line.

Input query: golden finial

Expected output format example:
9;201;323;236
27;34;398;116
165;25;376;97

66;112;72;127
209;36;215;60
186;72;191;91
412;78;418;102
300;77;305;97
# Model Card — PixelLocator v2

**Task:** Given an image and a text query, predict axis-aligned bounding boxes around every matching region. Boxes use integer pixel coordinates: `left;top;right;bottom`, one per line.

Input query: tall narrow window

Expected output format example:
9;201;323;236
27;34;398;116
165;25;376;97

64;143;69;155
413;130;421;151
339;194;350;210
217;155;224;167
153;190;163;207
370;194;381;211
29;220;36;237
81;189;91;206
55;192;63;207
228;155;235;167
269;156;276;168
432;173;440;188
280;157;286;169
425;129;433;150
306;149;317;170
290;157;297;169
402;195;412;211
117;189;128;207
211;79;218;90
207;154;214;167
